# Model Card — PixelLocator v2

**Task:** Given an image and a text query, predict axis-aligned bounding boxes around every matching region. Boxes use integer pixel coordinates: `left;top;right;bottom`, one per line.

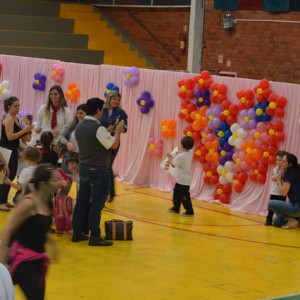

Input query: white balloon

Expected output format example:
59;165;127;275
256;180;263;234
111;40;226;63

219;176;228;185
228;136;235;146
217;165;223;174
224;161;235;171
230;123;240;133
237;128;248;139
225;172;233;182
1;81;9;89
235;138;244;149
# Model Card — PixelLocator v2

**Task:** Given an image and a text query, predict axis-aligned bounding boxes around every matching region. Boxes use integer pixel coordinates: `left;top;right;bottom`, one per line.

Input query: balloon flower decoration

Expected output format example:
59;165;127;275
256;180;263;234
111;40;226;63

65;82;80;103
0;63;2;77
32;73;47;91
123;66;139;87
0;80;11;101
161;118;176;139
104;82;119;98
50;64;65;84
18;111;31;128
136;91;154;114
148;137;163;157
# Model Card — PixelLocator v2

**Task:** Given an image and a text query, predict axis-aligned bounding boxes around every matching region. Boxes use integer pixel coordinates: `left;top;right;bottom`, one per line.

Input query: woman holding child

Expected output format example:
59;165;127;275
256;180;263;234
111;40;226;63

0;96;33;211
269;152;300;228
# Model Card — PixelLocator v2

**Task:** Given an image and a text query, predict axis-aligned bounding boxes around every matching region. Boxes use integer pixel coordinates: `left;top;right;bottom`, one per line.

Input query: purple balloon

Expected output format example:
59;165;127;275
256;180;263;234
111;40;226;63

241;122;249;130
140;106;150;114
248;119;257;129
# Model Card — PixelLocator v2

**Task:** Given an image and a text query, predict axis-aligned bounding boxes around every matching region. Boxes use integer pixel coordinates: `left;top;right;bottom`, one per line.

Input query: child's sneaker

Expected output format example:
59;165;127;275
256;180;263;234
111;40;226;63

181;212;194;217
168;207;179;214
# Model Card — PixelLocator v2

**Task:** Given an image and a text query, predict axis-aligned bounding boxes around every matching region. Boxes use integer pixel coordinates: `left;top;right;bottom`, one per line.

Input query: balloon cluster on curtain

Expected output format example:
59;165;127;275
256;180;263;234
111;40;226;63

178;71;287;204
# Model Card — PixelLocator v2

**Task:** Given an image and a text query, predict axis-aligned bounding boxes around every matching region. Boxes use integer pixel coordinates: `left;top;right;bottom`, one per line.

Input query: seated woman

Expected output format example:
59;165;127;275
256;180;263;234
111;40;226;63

268;152;300;229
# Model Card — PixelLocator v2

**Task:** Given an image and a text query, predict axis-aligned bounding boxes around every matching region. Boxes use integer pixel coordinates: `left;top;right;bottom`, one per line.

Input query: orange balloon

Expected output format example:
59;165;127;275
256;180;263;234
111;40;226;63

168;119;176;128
68;82;76;89
192;120;202;131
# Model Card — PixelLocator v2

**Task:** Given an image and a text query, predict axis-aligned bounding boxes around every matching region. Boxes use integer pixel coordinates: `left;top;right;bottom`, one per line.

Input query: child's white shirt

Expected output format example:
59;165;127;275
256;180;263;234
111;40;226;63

173;150;193;186
270;166;281;195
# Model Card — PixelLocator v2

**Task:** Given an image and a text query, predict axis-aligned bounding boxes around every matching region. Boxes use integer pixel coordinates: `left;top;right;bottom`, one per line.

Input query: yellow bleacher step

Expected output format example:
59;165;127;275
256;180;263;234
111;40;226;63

60;3;94;13
60;11;100;20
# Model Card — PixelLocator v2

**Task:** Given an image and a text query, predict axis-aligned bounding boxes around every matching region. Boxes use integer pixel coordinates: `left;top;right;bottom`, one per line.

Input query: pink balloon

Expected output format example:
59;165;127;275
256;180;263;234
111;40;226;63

257;122;266;133
154;149;163;157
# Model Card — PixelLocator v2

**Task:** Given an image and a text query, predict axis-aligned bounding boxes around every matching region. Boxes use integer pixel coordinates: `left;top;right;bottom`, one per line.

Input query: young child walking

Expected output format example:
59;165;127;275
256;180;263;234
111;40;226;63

265;150;287;226
167;136;195;216
5;146;42;203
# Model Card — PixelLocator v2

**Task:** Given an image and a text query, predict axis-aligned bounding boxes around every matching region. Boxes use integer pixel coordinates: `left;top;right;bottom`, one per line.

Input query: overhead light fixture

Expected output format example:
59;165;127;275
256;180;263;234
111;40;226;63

223;13;235;30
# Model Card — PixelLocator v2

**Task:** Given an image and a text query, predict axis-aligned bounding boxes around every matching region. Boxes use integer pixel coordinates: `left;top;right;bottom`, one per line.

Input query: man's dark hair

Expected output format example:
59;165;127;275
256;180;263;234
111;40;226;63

86;98;104;115
181;136;194;150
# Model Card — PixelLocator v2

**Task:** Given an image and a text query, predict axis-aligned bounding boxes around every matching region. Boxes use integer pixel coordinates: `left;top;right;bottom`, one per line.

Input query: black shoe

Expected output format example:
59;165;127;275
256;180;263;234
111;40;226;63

264;220;272;226
71;234;89;242
168;207;179;213
89;237;113;246
181;212;194;217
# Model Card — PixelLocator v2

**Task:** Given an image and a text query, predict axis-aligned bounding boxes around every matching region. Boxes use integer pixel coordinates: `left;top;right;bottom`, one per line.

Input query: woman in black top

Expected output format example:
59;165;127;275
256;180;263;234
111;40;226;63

0;96;33;211
0;164;58;300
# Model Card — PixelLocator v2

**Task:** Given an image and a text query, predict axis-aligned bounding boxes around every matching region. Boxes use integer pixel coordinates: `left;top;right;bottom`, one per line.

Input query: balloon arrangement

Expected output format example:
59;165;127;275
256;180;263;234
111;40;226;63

0;80;11;101
50;64;65;84
136;91;154;114
65;82;80;103
32;73;47;91
104;82;119;98
148;137;163;157
123;66;139;87
0;63;2;78
161;118;176;139
18;111;31;128
176;74;288;204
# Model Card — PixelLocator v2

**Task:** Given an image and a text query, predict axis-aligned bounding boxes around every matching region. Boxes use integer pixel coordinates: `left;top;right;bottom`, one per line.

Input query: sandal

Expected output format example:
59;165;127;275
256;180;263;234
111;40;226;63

0;204;10;212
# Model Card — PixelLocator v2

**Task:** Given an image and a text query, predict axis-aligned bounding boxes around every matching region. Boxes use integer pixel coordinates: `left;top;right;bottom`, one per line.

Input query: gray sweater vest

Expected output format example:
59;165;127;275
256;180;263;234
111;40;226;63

75;119;111;168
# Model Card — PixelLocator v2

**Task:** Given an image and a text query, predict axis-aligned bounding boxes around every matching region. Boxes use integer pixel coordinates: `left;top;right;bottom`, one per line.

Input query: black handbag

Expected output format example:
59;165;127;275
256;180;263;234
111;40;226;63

105;219;133;240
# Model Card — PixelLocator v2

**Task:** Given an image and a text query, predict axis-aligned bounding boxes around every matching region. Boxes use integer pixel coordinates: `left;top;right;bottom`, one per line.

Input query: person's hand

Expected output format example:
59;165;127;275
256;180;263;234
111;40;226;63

35;127;42;133
3;165;9;177
107;125;115;133
23;124;34;133
52;130;60;137
115;120;125;133
166;153;172;159
66;142;76;152
3;177;11;185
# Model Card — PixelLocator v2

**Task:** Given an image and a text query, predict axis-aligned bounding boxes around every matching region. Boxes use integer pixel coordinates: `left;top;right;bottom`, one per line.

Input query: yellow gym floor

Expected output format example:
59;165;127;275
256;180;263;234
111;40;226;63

1;181;300;300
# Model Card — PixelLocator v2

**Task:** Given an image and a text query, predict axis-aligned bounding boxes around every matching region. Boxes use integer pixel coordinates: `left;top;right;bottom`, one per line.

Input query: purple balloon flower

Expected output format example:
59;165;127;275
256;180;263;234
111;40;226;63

136;91;154;114
32;73;47;91
194;90;211;107
124;67;140;87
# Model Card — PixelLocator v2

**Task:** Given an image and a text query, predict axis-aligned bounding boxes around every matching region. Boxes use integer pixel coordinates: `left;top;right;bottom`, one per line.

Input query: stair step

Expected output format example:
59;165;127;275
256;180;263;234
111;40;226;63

0;0;60;17
0;14;74;33
0;46;103;65
0;30;88;48
60;11;100;20
60;3;94;13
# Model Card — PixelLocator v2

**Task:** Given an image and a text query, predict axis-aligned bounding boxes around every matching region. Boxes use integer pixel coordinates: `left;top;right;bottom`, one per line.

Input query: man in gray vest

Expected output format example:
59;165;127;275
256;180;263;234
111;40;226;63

71;97;124;246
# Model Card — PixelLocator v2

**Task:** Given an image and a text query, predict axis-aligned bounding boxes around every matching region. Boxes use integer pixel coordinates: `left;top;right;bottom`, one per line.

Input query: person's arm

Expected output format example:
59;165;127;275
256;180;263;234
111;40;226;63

0;152;9;176
111;121;124;149
0;197;34;264
277;177;290;196
3;177;22;191
58;121;77;151
35;105;45;133
3;116;33;141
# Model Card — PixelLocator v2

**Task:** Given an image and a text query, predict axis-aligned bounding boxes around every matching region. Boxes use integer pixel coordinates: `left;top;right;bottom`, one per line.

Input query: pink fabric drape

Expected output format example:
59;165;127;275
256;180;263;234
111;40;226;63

0;54;298;215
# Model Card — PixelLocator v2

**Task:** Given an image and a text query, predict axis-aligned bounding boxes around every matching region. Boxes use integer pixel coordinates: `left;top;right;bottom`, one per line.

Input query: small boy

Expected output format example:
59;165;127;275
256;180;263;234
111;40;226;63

65;157;79;192
167;136;195;216
265;150;287;225
5;146;41;203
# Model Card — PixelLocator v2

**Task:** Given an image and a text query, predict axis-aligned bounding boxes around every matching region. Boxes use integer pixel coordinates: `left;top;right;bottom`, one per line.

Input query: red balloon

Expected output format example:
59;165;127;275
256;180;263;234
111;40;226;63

274;131;285;142
181;99;190;108
222;183;232;195
203;176;211;184
185;78;194;90
221;100;231;110
210;175;219;185
276;96;287;107
229;104;239;115
274;107;285;118
226;115;236;126
218;84;227;94
258;164;267;174
201;70;211;80
268;155;276;165
234;181;244;193
249;173;257;182
273;120;284;132
186;89;194;99
177;79;185;87
220;194;230;204
260;79;269;89
237;172;248;183
257;174;266;184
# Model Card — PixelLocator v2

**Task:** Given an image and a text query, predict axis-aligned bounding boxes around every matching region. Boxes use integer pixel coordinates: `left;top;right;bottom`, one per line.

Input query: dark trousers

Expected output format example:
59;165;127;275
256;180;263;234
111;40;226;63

0;150;18;204
109;146;120;198
266;194;286;223
14;259;46;300
172;183;194;214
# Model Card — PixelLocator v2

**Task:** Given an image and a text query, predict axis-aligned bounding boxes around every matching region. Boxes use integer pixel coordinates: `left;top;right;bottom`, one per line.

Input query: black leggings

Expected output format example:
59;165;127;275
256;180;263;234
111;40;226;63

14;259;46;300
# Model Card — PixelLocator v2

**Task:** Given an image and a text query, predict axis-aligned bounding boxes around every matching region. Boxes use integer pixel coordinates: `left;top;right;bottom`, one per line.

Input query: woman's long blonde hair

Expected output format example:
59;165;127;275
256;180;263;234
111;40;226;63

104;91;122;109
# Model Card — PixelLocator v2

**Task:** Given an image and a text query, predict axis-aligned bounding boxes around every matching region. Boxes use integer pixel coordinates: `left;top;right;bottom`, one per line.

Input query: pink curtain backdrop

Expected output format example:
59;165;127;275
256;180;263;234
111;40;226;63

0;54;298;215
